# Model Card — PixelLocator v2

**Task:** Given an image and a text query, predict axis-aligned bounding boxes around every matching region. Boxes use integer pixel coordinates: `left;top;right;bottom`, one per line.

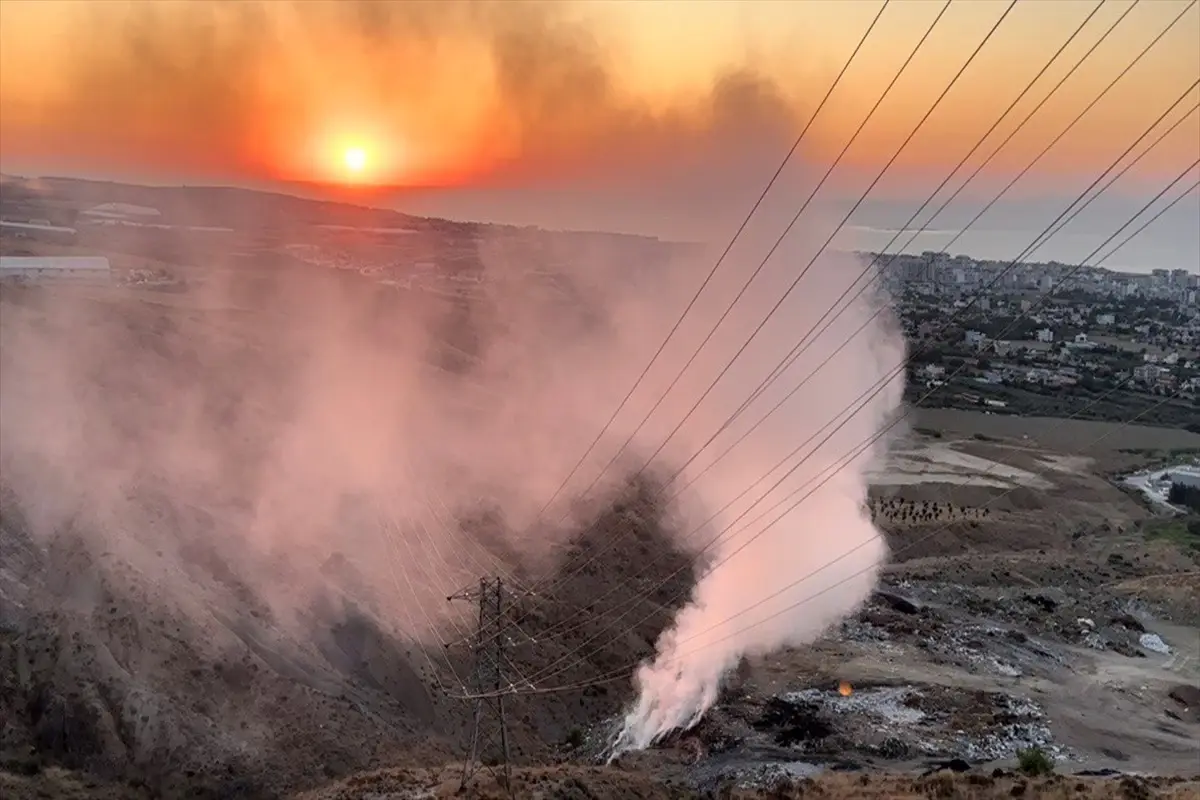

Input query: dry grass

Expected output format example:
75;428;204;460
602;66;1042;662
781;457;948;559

913;409;1200;455
291;764;1200;800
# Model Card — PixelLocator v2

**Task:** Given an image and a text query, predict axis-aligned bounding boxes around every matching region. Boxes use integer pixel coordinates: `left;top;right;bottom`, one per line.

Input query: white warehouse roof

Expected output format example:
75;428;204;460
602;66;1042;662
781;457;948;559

0;220;77;234
81;202;161;219
0;256;111;271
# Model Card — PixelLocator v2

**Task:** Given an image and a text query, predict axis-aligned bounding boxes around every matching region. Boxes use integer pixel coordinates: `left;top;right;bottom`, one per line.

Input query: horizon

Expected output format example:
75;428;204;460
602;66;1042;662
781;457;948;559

2;168;1195;276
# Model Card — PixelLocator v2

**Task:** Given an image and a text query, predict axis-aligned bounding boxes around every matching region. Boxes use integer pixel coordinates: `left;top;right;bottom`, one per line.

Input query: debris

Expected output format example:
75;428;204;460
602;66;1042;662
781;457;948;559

1138;633;1171;654
920;757;972;775
872;590;922;615
1113;613;1146;633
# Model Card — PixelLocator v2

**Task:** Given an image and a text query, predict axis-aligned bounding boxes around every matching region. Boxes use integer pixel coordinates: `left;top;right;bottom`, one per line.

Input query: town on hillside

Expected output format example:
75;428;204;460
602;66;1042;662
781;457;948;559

868;250;1200;431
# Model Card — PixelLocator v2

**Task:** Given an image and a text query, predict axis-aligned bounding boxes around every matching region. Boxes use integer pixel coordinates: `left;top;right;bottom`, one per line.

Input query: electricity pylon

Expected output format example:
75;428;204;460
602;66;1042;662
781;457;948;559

449;576;514;794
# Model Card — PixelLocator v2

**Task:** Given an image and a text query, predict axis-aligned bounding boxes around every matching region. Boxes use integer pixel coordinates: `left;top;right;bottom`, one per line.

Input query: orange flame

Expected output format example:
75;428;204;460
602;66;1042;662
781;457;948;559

838;681;853;697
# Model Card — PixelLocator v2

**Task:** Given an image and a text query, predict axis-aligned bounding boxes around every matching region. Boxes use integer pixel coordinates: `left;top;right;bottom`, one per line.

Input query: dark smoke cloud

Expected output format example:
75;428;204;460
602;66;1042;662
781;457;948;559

7;0;802;183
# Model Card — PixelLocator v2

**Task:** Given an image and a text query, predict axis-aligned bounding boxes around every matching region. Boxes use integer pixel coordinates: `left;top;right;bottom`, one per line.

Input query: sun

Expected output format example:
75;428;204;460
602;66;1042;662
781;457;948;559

343;147;368;174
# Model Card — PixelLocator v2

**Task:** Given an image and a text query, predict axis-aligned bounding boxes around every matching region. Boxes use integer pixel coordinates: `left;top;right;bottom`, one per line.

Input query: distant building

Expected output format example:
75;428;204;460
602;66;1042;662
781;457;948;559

1133;364;1169;384
80;202;161;220
964;330;986;348
0;219;78;244
1036;328;1054;343
919;364;946;380
1096;312;1115;326
0;256;111;284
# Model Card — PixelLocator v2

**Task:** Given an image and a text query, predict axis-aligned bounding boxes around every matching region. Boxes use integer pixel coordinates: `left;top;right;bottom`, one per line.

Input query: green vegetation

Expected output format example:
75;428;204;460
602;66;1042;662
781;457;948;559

1167;482;1200;512
565;727;584;750
1016;746;1055;777
910;378;1200;431
1142;516;1200;552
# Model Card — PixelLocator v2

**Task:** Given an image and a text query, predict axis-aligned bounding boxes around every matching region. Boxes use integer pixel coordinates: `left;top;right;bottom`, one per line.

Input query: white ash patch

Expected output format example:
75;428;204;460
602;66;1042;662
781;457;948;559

783;686;926;726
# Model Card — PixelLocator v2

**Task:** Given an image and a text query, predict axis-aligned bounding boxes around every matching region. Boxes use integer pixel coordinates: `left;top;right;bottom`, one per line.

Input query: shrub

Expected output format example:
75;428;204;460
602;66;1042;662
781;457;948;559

1017;746;1055;776
565;727;584;749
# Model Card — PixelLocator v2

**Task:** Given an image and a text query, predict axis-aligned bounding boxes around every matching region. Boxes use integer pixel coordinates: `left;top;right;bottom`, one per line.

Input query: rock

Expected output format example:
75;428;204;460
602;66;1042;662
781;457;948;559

1138;633;1171;655
1108;638;1144;659
921;757;971;775
1167;684;1200;713
872;590;922;615
1022;591;1062;613
1113;613;1145;633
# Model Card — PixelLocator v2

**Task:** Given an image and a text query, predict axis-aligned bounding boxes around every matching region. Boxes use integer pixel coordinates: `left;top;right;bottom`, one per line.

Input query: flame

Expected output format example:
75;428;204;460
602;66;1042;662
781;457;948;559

838;681;853;697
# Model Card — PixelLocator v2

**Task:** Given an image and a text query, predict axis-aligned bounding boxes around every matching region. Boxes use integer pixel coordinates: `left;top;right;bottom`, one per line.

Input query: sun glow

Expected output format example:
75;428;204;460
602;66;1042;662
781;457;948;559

299;124;424;186
343;146;368;174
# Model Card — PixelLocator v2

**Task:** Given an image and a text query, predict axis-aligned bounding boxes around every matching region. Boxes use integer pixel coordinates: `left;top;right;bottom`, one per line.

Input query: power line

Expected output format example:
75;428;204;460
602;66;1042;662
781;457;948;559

433;0;1196;703
667;83;1198;507
689;0;1122;446
450;374;1191;701
674;0;1191;493
497;153;1200;692
525;0;987;603
451;165;1200;695
551;0;967;525
528;0;894;520
520;1;1190;620
510;97;1195;664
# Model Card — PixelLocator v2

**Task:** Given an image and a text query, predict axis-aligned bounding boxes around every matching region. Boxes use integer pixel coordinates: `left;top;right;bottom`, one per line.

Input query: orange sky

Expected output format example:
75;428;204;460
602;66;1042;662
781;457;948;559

0;0;1197;194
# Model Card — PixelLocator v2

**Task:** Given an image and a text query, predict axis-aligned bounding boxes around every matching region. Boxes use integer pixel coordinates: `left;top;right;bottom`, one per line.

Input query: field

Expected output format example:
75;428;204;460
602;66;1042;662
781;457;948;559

3;281;1200;800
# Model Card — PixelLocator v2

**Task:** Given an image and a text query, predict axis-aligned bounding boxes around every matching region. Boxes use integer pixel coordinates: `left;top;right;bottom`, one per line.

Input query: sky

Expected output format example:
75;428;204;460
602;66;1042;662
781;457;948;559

0;0;1197;271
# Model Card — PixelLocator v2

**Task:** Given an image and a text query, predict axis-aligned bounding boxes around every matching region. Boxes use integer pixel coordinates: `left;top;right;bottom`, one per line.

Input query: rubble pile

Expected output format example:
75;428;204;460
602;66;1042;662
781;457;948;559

838;579;1170;664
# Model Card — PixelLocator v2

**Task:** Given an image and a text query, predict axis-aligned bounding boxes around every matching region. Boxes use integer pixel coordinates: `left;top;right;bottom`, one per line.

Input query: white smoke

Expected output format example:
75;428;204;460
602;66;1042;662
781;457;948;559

605;197;907;755
0;145;904;762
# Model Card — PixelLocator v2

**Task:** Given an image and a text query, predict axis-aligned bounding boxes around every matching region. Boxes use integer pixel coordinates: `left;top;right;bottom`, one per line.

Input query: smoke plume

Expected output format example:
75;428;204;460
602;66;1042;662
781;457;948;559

0;0;803;187
605;187;907;755
0;7;905;761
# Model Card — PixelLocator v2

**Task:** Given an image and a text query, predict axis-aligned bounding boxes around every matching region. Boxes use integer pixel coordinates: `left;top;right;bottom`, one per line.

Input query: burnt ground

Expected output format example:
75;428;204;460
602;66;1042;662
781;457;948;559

0;476;696;799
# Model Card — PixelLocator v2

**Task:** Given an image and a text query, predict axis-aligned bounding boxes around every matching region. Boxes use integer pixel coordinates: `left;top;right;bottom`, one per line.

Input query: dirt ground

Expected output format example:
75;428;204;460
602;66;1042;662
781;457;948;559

6;764;1199;800
293;765;1200;799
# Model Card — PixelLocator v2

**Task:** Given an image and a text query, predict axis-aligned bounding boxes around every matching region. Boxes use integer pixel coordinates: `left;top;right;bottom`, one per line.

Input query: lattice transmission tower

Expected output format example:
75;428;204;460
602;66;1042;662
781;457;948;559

448;576;522;794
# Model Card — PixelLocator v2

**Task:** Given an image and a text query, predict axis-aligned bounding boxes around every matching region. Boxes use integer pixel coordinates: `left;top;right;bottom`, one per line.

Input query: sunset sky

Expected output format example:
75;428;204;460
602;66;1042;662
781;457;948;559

1;0;1197;269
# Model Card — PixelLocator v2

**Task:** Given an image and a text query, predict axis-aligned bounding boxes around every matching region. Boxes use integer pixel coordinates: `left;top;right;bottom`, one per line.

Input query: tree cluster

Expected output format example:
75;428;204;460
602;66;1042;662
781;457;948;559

1167;481;1200;512
871;498;990;524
